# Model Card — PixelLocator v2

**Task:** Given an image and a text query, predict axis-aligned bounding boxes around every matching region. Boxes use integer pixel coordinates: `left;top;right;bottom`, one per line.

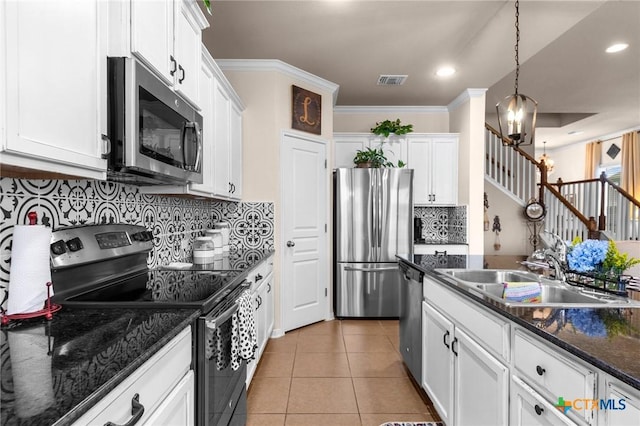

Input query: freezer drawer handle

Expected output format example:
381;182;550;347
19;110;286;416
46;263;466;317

344;266;398;272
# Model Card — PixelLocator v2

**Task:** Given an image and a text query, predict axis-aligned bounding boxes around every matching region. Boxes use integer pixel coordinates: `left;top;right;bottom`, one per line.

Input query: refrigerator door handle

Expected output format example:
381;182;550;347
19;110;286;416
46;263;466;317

344;266;399;272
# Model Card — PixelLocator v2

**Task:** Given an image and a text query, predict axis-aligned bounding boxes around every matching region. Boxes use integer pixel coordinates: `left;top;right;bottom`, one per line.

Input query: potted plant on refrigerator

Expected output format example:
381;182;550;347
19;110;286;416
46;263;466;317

353;147;387;168
353;147;406;168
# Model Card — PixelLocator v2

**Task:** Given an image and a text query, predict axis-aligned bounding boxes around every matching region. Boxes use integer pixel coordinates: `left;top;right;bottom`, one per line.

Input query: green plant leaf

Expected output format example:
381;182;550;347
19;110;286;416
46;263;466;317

203;0;212;15
370;119;413;137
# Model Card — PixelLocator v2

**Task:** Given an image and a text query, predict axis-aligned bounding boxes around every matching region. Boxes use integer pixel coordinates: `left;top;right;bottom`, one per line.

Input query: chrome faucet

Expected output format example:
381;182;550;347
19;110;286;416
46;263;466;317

525;230;568;281
543;249;566;281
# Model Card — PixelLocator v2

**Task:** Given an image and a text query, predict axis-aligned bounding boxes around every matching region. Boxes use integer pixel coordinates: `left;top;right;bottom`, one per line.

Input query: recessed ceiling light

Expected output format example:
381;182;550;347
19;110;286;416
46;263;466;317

606;43;629;53
568;130;584;135
436;67;456;77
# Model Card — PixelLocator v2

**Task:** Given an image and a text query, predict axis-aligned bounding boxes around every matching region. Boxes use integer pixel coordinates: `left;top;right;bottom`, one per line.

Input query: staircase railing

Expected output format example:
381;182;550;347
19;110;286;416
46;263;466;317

485;124;538;204
485;124;599;240
543;183;598;242
550;173;640;240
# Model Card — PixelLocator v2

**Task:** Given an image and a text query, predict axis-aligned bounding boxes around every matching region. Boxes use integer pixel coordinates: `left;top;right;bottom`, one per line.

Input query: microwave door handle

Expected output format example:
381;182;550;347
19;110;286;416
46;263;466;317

192;121;202;173
181;122;202;172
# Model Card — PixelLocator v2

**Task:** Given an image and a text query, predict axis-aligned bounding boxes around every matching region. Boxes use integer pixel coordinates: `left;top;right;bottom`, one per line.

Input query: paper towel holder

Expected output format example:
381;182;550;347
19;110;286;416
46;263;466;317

1;282;61;326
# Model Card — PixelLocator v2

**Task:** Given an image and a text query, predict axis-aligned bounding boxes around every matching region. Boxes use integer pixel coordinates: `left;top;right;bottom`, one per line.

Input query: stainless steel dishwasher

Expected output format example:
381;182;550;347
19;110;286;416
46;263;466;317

399;261;424;384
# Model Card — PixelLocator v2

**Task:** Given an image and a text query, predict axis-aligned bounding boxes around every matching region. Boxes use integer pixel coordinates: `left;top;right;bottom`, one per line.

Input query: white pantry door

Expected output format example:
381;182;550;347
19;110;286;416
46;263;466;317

281;132;328;331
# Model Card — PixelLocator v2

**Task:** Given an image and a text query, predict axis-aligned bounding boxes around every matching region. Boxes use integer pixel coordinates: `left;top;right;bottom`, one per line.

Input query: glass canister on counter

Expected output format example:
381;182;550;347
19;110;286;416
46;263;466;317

213;221;230;252
193;237;215;264
205;229;224;255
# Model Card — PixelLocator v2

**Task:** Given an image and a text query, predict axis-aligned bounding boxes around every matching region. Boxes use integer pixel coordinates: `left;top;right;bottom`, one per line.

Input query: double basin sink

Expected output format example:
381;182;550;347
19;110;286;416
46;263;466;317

435;269;640;308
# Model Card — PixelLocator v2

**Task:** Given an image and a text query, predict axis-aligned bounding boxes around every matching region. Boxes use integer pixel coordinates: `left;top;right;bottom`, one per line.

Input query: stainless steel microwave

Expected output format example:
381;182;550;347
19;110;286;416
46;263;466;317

107;57;203;185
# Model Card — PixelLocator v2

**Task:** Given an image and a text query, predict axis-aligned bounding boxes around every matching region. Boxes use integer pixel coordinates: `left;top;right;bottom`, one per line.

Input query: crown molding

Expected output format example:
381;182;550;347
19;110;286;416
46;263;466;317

447;88;487;112
216;59;340;105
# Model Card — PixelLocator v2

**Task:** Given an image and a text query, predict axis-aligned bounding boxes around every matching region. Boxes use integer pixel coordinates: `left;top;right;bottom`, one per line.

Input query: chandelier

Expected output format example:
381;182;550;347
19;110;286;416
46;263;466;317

496;0;538;147
538;141;554;174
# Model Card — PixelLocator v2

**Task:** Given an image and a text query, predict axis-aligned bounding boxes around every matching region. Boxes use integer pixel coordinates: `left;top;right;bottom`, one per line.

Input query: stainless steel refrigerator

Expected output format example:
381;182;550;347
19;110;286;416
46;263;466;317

334;168;413;318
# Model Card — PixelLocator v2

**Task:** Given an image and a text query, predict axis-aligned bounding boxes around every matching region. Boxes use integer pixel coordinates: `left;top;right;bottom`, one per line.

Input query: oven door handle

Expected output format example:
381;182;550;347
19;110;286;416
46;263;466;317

205;303;239;330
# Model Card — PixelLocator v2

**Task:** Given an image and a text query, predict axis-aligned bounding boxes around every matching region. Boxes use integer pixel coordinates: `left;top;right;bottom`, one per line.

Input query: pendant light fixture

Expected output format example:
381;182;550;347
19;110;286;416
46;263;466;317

496;0;538;147
538;141;554;174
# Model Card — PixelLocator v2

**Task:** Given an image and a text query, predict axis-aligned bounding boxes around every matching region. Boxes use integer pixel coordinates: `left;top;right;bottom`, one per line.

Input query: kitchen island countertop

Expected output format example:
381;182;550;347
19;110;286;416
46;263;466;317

1;307;200;426
398;254;640;391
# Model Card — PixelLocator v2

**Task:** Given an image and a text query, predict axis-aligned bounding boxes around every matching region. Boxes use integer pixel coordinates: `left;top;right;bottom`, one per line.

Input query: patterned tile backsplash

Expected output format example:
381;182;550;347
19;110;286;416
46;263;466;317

414;206;467;243
0;178;274;311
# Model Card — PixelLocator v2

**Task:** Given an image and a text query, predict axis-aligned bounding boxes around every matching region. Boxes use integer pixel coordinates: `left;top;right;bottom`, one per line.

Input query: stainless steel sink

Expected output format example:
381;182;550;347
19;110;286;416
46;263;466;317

435;269;640;308
441;269;540;284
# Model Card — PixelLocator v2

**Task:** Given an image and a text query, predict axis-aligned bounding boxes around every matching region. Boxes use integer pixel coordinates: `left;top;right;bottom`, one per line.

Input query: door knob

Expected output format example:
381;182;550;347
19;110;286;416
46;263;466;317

287;241;295;247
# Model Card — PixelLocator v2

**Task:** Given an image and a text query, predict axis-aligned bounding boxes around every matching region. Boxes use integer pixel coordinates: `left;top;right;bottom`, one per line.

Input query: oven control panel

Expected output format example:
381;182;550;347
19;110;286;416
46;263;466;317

50;224;154;269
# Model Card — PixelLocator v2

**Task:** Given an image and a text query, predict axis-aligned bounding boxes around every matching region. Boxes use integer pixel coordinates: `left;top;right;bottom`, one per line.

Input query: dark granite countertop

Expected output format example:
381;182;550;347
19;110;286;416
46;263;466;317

168;249;275;272
0;307;200;426
397;254;640;391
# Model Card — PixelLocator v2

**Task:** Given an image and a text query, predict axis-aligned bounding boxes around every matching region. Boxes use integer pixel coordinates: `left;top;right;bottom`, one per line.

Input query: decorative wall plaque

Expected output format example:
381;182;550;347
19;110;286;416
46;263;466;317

292;85;321;135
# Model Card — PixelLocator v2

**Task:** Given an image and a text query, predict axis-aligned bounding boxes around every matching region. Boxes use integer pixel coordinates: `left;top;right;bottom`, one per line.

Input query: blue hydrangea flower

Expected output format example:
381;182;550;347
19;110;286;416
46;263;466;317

566;239;609;272
566;309;607;337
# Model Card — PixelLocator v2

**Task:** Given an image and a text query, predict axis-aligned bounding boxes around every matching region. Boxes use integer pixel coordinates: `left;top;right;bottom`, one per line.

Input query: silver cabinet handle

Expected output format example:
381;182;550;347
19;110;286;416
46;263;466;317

344;266;398;272
287;241;295;247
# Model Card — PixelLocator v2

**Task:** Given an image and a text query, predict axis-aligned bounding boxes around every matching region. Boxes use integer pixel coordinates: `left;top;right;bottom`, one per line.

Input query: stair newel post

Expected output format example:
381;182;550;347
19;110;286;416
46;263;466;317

538;159;548;204
598;172;607;231
587;217;599;240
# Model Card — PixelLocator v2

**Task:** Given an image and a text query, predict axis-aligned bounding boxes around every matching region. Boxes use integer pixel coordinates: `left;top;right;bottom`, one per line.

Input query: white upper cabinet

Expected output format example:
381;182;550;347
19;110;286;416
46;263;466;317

144;48;244;200
212;76;231;196
407;135;458;206
332;133;458;205
333;133;370;169
229;101;243;199
130;0;207;107
1;0;108;179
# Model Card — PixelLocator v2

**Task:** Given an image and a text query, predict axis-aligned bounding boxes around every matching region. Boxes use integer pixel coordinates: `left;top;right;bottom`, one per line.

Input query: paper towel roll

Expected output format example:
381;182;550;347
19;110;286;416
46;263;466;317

7;225;53;315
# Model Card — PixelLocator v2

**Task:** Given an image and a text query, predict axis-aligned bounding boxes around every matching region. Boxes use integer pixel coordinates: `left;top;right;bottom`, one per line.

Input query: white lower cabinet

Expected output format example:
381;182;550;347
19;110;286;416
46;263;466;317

602;379;640;426
422;301;454;425
142;370;195;426
246;256;275;387
414;245;468;257
73;326;193;426
513;328;596;425
422;301;508;426
511;375;578;426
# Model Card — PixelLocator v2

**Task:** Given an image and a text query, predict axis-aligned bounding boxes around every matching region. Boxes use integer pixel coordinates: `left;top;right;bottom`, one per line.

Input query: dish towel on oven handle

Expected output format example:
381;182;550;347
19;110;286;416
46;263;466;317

231;290;257;371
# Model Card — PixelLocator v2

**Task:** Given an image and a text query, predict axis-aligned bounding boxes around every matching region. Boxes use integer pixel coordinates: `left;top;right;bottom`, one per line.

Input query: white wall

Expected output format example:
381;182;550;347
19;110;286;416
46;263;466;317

333;107;449;133
218;61;337;334
449;89;487;267
484;180;532;256
533;135;624;183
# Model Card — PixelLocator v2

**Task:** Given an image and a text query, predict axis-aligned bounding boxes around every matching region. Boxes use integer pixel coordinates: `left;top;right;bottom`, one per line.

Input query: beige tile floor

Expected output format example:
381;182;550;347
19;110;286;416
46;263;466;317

247;319;442;426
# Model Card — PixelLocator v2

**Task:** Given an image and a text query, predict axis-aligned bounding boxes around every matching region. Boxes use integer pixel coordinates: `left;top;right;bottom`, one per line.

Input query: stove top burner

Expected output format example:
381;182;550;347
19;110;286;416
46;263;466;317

64;270;243;311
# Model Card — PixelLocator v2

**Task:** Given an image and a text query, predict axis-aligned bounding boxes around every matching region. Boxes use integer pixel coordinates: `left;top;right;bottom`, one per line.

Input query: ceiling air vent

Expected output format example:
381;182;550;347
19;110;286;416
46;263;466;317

377;75;408;86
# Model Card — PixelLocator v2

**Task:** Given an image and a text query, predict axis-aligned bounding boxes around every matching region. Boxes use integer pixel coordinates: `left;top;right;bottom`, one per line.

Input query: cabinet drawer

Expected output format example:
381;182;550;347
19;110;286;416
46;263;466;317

249;259;270;291
414;244;468;256
511;375;578;426
425;278;510;361
74;327;192;426
514;329;596;424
